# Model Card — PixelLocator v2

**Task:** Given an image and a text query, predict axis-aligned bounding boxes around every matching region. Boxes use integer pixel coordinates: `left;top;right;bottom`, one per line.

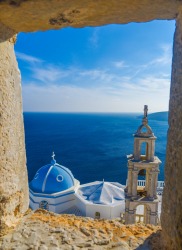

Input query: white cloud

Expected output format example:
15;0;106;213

153;44;172;65
139;76;170;90
78;69;116;84
107;76;170;98
89;28;100;48
128;43;172;79
16;52;43;64
31;65;71;83
22;75;170;113
113;61;127;69
18;45;171;112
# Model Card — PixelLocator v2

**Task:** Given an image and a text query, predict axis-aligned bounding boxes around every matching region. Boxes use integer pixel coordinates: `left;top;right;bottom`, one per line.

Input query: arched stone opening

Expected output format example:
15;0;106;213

0;1;182;248
135;204;150;224
140;126;148;134
137;169;147;197
125;199;158;225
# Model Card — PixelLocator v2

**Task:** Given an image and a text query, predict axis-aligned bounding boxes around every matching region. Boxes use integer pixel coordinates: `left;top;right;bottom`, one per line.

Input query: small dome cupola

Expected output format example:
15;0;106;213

29;152;75;194
135;105;154;138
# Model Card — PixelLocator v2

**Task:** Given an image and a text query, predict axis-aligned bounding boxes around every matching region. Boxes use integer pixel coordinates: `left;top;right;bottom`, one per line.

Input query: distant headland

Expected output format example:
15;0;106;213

138;111;168;121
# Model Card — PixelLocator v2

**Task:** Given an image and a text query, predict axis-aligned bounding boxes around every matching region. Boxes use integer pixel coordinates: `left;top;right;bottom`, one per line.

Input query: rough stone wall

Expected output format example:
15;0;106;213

161;12;182;250
0;0;181;32
0;209;162;250
0;23;28;234
0;0;182;248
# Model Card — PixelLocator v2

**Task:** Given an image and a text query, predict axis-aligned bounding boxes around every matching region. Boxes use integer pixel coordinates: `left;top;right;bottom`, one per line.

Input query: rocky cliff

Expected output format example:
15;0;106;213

0;209;161;250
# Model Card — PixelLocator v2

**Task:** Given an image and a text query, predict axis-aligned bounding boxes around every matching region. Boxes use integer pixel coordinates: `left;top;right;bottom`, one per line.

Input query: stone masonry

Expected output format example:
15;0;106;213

0;1;182;249
125;106;161;226
0;23;29;234
161;12;182;249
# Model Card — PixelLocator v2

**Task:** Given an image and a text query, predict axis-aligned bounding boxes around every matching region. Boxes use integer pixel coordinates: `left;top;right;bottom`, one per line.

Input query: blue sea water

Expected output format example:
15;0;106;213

24;113;168;185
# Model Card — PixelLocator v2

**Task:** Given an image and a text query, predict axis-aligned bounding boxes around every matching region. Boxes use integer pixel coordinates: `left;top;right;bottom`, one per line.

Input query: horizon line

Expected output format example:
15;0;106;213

23;110;168;114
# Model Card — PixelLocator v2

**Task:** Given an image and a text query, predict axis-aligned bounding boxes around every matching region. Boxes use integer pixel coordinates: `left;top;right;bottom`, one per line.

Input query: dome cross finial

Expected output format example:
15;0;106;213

52;151;55;160
144;105;148;118
51;152;56;164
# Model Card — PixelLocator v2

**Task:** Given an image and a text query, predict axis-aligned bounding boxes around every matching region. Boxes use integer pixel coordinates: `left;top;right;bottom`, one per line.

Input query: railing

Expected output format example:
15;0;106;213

137;180;146;187
137;180;165;188
157;181;165;188
125;179;165;189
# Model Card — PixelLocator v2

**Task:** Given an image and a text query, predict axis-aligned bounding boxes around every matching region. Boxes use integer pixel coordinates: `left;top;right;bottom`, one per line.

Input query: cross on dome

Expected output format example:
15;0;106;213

51;151;56;165
52;152;55;160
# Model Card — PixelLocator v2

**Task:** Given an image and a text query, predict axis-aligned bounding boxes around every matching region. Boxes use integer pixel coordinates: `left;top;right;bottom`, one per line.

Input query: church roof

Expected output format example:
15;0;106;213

77;181;125;205
29;153;75;194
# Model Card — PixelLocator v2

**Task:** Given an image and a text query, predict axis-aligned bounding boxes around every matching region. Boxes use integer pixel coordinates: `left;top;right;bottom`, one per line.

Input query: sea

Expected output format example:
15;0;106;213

24;113;168;185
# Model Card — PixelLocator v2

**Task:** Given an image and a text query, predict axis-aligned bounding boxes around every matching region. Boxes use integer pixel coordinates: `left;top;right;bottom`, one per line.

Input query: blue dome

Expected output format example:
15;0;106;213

29;158;75;194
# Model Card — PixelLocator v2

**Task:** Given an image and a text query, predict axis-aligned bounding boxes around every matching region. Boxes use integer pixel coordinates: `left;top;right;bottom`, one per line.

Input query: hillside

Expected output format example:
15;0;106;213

138;111;168;121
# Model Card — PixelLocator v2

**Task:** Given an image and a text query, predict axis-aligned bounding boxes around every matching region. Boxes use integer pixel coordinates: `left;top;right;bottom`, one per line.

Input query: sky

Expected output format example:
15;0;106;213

15;20;175;113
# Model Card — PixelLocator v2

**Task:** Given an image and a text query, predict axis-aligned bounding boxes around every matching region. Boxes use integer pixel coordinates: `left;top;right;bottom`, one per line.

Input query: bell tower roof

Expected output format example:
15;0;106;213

135;105;154;138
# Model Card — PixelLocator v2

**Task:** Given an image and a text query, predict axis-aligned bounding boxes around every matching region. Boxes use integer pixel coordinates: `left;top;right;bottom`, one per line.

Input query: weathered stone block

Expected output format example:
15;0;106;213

0;23;28;235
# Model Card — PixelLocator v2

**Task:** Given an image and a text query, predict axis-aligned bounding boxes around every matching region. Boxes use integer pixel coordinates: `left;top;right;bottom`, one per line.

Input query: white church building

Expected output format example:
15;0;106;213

29;153;126;219
29;106;164;224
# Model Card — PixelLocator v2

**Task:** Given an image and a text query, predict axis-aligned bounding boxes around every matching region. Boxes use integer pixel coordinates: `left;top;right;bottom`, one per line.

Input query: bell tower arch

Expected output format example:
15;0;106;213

125;105;161;225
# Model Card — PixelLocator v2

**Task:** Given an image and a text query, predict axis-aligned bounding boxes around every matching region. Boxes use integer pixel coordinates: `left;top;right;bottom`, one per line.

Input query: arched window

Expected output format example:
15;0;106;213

95;212;100;219
140;142;149;160
138;169;146;180
120;213;125;221
135;204;151;224
39;200;49;210
135;204;145;223
137;169;147;195
140;126;148;134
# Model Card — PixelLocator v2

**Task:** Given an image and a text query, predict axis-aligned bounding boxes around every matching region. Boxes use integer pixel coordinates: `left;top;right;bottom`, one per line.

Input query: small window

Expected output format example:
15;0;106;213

56;175;64;182
39;200;49;210
120;213;125;222
95;212;100;219
120;213;124;218
141;127;148;133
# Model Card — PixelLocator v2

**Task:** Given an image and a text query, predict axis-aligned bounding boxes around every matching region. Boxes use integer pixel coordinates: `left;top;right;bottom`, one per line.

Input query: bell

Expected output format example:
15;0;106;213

138;169;146;176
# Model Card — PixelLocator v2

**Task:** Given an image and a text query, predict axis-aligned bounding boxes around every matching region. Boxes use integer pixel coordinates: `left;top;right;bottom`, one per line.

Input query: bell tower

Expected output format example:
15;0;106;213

125;105;161;225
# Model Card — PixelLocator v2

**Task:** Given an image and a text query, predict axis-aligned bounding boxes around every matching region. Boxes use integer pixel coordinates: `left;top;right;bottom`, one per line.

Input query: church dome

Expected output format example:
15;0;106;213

29;153;75;194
